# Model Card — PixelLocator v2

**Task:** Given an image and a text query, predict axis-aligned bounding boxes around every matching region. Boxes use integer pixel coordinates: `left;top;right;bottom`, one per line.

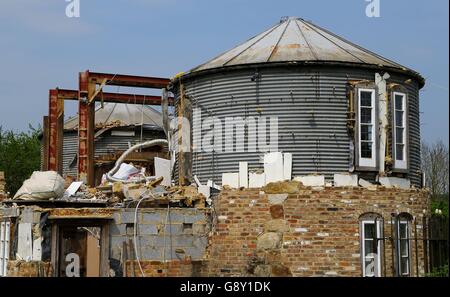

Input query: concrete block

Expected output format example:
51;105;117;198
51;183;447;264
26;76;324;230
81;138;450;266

184;213;206;224
109;224;126;236
359;178;378;190
138;224;158;235
239;162;248;188
171;235;194;247
193;223;208;235
155;157;171;186
294;175;325;187
163;224;184;235
0;207;19;218
264;152;284;183
141;247;162;260
121;211;139;224
222;173;239;188
283;153;292;181
334;174;358;187
268;194;288;205
183;247;206;260
249;172;265;188
379;177;411;189
193;236;208;249
141;212;162;223
198;185;210;199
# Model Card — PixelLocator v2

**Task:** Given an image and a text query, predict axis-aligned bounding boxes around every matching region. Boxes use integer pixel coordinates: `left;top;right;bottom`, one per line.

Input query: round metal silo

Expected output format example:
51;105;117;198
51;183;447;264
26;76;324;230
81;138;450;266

169;17;424;187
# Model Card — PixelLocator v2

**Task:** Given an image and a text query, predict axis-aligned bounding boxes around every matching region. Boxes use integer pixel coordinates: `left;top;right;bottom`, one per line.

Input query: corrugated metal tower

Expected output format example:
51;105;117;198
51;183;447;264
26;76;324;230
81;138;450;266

169;17;425;187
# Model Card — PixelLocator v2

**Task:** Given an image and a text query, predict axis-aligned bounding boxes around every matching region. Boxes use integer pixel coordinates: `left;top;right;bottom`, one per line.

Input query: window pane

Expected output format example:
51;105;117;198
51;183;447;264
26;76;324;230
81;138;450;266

365;240;376;255
361;142;372;158
399;223;408;238
401;257;409;275
361;91;372;107
401;240;409;257
396;144;404;160
364;223;376;238
361;108;372;123
396;111;404;126
396;128;404;143
395;95;404;110
361;125;372;141
365;259;376;276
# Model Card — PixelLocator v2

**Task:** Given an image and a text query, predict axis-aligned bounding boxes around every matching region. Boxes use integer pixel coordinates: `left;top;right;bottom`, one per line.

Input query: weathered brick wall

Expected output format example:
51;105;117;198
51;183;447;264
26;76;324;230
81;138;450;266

7;260;53;277
124;259;202;277
201;184;430;277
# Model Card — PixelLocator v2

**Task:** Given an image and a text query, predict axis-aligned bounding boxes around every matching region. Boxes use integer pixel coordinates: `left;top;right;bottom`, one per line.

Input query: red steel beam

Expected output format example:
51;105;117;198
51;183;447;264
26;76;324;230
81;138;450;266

48;89;64;174
56;88;174;105
77;71;96;186
88;72;170;89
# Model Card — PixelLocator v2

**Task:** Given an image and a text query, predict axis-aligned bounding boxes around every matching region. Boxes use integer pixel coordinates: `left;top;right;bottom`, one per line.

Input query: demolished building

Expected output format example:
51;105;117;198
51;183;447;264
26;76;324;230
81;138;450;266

0;17;448;277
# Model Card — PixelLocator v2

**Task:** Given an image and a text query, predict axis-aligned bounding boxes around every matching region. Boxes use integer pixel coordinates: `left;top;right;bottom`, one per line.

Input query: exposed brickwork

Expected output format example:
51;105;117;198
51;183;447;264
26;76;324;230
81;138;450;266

124;259;202;277
7;260;53;277
201;185;430;277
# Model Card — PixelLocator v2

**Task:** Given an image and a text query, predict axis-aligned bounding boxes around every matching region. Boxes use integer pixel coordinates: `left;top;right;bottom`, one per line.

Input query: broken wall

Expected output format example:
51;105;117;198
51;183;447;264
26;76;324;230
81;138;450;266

201;185;429;277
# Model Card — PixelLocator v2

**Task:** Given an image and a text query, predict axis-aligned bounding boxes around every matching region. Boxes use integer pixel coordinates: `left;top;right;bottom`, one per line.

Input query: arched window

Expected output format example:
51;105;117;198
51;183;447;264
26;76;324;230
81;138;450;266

359;213;383;277
395;212;413;277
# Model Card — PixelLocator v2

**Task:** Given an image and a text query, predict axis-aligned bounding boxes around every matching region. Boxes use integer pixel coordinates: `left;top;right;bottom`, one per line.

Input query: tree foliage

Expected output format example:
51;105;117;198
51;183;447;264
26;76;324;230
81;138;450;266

422;140;449;218
0;125;41;196
422;140;449;197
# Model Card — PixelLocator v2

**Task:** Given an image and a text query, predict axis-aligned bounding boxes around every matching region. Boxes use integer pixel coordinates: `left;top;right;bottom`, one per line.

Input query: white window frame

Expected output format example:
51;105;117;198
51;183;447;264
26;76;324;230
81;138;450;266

0;221;11;277
358;88;377;168
397;220;411;276
361;220;382;277
392;92;407;169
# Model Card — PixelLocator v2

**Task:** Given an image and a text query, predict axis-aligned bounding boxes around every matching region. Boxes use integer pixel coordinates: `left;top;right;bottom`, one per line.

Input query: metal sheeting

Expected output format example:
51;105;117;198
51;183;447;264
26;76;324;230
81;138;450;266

61;129;165;177
189;17;414;75
175;66;421;187
64;103;163;130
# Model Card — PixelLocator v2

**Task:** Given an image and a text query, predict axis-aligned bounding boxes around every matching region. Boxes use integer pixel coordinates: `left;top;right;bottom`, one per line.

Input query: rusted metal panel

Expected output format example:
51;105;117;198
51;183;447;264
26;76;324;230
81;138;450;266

42;116;49;171
78;71;95;186
56;88;173;105
89;72;170;89
48;89;64;173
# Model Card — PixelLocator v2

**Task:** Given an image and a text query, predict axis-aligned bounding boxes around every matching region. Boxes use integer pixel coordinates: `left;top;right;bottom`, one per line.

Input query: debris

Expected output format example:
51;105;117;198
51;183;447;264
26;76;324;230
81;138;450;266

283;153;292;181
333;173;358;187
263;180;302;194
222;173;239;188
249;172;265;188
378;177;411;189
63;181;83;198
112;163;141;181
155;157;171;186
264;152;284;183
293;175;325;187
239;162;248;188
14;171;65;200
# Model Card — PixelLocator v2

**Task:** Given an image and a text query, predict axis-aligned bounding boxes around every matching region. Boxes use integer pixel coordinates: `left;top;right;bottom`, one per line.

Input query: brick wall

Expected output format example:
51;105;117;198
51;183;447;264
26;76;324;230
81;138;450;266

201;183;430;277
7;260;53;277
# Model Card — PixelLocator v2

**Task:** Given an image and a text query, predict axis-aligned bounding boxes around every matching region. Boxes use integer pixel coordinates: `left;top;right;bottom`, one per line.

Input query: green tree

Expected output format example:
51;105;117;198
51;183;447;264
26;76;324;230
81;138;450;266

0;125;42;197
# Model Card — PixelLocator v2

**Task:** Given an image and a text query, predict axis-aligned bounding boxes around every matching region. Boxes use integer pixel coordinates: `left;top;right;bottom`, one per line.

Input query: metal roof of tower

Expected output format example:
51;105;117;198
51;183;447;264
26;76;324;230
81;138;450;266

185;17;423;86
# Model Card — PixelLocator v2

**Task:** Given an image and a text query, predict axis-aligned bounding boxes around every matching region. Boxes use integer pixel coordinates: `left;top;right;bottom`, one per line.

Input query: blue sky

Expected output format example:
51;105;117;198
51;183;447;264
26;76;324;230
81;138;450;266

0;0;448;144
